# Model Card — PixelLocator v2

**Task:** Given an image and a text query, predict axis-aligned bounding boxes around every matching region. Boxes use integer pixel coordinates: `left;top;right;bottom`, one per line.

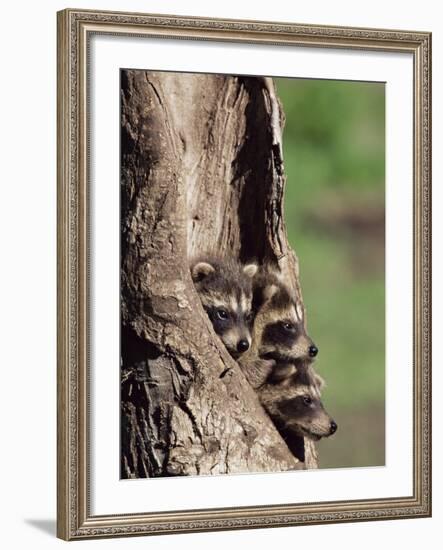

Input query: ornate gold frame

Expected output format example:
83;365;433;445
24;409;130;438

57;8;432;540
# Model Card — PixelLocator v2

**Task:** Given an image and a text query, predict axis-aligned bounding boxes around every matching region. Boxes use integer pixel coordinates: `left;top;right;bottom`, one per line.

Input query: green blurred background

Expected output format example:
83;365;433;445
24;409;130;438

274;78;385;469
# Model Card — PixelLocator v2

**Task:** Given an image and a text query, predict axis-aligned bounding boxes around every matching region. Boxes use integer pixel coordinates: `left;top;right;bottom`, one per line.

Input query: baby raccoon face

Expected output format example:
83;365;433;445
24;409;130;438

257;283;318;363
205;303;254;357
191;257;257;358
261;319;318;362
274;388;337;441
259;368;337;441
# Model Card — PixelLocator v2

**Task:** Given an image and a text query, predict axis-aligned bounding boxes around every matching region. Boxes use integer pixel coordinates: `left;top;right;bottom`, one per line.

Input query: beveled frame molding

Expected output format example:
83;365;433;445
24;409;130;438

57;8;432;541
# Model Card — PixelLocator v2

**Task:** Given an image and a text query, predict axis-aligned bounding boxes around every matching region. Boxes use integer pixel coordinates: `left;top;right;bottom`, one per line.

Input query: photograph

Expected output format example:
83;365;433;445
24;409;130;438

55;8;431;539
120;69;385;477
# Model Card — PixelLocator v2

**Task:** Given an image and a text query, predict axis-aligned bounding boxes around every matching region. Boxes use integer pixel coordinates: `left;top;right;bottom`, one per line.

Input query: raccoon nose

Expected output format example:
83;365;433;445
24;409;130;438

329;420;338;435
308;345;318;358
237;339;250;353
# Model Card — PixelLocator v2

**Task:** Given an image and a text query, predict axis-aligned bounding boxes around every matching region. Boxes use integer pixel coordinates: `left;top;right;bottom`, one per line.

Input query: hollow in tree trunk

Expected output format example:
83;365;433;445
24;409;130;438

120;70;318;478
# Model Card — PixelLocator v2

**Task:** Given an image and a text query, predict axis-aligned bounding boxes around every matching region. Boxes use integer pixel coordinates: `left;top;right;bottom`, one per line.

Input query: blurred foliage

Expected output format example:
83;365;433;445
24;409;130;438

275;78;385;468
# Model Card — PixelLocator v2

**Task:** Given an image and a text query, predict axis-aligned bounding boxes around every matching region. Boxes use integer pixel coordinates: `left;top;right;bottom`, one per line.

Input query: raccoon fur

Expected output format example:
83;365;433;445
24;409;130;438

190;256;258;358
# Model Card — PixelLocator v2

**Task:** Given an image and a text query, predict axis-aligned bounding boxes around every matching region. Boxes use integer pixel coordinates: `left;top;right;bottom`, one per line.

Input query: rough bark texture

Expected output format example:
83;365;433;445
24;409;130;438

120;70;317;478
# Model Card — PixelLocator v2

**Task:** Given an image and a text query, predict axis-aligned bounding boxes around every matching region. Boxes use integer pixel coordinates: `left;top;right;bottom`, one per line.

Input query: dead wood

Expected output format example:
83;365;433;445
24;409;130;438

120;70;316;477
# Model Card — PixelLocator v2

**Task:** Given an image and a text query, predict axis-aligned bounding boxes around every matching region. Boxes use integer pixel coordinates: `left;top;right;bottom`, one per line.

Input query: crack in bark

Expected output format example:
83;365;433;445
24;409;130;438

176;399;203;445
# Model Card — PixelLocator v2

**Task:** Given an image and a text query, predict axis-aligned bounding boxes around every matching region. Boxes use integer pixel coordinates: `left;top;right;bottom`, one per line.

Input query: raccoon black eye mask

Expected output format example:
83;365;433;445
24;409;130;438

205;306;254;354
262;320;300;349
260;320;318;360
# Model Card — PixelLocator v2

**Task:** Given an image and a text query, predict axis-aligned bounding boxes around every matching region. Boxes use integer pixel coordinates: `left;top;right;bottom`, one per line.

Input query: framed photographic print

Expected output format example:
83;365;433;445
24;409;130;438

57;8;432;540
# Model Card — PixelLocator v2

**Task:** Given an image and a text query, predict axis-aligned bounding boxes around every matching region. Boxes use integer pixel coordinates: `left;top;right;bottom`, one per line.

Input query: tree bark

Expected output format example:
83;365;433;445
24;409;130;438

120;70;317;478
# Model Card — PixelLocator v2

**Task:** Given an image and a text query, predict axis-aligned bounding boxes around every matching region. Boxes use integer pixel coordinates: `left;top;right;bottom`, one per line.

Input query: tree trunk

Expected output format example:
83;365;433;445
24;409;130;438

120;70;317;478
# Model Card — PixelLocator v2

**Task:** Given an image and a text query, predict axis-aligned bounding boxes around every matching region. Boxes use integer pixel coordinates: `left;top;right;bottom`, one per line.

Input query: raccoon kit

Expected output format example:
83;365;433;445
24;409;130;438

258;364;337;461
190;256;258;358
239;268;319;389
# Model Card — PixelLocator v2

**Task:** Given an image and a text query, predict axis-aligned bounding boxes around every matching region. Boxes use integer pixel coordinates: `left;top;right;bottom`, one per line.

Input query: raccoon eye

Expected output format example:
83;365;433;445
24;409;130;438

281;322;294;332
302;395;313;406
245;311;254;322
216;309;229;320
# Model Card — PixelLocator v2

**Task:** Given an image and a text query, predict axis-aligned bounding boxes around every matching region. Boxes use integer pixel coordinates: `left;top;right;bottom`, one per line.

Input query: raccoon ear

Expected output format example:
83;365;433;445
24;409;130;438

313;373;326;392
262;284;279;302
268;363;297;385
243;263;258;278
191;262;215;282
